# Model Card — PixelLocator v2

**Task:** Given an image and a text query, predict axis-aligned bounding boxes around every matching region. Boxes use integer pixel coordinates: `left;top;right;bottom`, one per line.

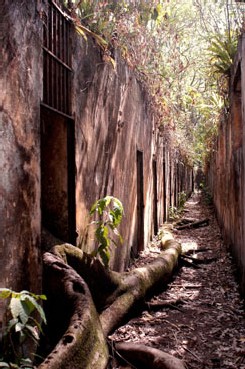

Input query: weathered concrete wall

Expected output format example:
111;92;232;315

72;35;193;271
1;0;43;321
73;36;162;270
207;34;245;294
1;0;194;309
1;1;43;291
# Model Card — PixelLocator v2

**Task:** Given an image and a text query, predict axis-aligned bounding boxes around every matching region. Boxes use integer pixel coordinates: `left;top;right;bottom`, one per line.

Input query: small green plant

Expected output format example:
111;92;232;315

168;205;178;221
168;192;187;221
201;185;213;206
178;191;187;210
0;289;47;369
81;196;124;268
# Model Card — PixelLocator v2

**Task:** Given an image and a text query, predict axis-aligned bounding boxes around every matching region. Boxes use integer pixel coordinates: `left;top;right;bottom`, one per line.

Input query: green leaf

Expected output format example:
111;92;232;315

90;201;98;215
38;295;47;301
95;226;109;248
87;196;124;267
90;197;108;215
0;288;12;299
21;295;47;325
99;248;110;268
111;207;123;226
10;298;28;324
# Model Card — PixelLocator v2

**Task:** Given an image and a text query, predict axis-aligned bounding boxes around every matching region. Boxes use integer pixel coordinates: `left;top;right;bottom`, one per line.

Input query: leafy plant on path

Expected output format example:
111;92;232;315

0;289;47;369
79;196;124;268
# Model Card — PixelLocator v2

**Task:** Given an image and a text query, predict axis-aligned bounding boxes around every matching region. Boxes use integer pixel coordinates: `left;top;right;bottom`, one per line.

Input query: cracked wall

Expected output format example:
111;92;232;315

207;34;245;295
1;1;43;324
1;0;194;329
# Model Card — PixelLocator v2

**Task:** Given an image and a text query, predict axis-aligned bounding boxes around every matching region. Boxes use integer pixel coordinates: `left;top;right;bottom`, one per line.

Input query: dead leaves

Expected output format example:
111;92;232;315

109;193;245;369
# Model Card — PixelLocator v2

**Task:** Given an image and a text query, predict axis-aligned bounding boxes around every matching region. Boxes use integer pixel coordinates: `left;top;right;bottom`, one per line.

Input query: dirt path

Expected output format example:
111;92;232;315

109;192;245;369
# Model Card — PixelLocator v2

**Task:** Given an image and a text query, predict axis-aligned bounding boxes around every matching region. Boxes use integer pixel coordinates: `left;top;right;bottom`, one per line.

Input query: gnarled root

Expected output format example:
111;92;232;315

114;342;186;369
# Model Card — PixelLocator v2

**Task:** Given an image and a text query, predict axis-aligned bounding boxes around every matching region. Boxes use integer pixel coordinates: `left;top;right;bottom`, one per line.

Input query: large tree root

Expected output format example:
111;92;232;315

38;240;183;369
38;253;109;369
101;240;182;336
114;342;186;369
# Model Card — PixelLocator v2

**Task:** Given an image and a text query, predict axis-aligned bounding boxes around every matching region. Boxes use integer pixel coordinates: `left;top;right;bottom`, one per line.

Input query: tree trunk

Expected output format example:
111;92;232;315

38;240;182;369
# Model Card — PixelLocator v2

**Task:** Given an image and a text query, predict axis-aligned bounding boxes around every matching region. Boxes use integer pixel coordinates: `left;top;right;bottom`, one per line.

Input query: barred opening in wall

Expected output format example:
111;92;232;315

41;1;76;246
163;146;167;222
233;63;242;150
40;106;76;244
42;0;72;116
153;159;158;236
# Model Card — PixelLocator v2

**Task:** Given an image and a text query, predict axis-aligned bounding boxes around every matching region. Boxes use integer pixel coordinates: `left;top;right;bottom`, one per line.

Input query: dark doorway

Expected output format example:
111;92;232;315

163;147;167;222
136;150;144;253
41;106;76;243
152;159;158;235
169;161;172;208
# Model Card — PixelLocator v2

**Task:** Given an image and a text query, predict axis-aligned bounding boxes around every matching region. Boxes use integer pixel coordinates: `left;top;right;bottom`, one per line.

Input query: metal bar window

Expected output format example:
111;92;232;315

42;0;72;116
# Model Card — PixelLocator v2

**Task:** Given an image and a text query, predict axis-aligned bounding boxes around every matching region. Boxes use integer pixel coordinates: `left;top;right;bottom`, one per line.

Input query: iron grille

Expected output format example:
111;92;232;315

42;0;72;116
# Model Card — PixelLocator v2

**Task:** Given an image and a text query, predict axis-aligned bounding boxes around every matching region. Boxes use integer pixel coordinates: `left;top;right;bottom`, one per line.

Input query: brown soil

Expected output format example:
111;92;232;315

109;192;245;369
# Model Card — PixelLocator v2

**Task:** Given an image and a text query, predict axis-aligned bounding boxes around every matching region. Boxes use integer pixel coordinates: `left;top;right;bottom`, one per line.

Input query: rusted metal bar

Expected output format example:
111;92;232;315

42;0;72;115
40;102;73;120
42;47;72;71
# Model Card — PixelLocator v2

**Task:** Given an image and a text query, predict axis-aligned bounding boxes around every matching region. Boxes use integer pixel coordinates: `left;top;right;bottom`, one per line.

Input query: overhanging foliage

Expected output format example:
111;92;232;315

64;0;244;166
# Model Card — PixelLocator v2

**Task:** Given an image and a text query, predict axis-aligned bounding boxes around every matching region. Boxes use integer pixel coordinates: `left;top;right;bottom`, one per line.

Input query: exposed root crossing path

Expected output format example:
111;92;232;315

110;192;245;369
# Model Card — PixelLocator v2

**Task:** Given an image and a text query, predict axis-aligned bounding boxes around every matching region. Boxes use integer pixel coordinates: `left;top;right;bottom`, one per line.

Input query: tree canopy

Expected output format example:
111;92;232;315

66;0;245;166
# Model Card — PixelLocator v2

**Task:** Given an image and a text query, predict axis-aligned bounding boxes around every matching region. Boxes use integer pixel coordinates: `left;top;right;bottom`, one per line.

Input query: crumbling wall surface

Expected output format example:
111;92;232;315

73;37;156;271
1;1;42;296
1;0;194;304
207;34;245;294
72;34;193;271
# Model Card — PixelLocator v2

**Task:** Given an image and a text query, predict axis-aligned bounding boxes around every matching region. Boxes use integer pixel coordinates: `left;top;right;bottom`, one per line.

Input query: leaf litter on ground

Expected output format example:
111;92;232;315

109;191;245;369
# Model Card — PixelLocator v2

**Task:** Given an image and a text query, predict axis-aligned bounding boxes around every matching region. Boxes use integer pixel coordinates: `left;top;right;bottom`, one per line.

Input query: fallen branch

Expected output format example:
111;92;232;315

176;218;209;230
180;257;201;269
183;347;203;363
174;218;197;226
145;299;185;312
184;248;212;255
181;254;217;265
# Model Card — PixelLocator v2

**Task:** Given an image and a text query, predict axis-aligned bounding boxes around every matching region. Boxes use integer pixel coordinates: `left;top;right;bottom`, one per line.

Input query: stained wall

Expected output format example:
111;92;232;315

207;34;245;294
1;1;43;294
1;0;193;324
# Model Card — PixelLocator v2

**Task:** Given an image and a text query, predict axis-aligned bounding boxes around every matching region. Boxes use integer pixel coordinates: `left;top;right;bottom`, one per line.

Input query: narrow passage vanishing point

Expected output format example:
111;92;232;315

110;192;245;369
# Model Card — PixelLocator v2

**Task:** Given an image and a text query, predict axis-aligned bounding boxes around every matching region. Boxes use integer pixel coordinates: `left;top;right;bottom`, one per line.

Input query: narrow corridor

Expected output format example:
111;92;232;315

110;192;245;369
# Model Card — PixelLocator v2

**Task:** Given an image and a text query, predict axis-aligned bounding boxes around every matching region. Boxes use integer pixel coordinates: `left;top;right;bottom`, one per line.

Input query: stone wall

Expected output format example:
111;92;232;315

1;0;43;296
207;34;245;295
1;0;193;327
